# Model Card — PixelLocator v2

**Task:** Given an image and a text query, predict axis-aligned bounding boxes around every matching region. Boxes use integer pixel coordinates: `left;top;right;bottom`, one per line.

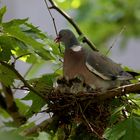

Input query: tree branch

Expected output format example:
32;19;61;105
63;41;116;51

0;92;7;110
1;84;26;125
80;82;140;102
0;61;46;100
47;0;98;51
22;115;59;136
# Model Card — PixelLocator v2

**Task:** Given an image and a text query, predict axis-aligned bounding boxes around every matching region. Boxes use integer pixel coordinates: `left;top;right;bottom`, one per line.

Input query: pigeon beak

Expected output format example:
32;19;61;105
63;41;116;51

55;35;61;43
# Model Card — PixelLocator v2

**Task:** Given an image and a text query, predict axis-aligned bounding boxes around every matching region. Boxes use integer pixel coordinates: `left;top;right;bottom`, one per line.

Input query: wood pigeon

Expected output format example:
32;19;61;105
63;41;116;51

55;29;134;91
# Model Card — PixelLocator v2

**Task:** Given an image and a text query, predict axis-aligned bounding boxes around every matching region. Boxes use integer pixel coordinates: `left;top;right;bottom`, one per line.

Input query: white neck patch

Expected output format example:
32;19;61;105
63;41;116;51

71;45;82;52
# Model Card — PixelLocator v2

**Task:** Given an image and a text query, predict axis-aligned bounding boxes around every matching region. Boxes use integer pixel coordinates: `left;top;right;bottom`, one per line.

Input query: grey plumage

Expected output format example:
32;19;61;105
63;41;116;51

57;29;133;91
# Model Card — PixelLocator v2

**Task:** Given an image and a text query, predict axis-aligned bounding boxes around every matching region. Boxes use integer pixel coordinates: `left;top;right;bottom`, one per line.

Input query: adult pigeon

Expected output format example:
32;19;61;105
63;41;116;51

55;29;133;91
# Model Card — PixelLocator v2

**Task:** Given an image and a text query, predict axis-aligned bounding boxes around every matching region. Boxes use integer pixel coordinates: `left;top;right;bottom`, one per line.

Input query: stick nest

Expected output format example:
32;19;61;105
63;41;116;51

44;77;124;138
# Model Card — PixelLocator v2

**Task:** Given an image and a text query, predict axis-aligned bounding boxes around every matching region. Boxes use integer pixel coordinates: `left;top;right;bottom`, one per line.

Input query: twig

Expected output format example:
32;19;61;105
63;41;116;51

47;0;98;51
12;53;31;65
13;64;34;94
105;26;126;55
22;115;59;136
78;103;103;139
44;0;62;53
0;61;46;100
22;117;52;136
79;82;140;103
44;0;58;35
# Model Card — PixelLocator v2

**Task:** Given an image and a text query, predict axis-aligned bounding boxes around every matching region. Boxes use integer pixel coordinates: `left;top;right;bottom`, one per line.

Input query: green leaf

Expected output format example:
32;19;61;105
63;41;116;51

0;130;26;140
24;22;47;39
3;25;43;48
22;74;58;117
28;73;57;96
0;35;18;61
3;25;53;60
15;99;30;115
3;18;28;27
0;108;11;119
0;45;12;61
0;65;17;86
0;6;6;23
122;115;140;140
23;91;46;118
46;38;63;57
104;120;127;140
17;121;35;133
104;114;140;140
35;132;51;140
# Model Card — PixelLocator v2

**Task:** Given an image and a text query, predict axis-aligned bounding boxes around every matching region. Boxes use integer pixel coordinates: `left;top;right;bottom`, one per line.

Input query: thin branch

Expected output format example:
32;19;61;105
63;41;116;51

12;53;31;65
44;0;62;53
78;103;103;139
80;82;140;103
105;26;126;55
0;61;46;100
22;118;52;136
44;0;58;35
13;64;34;94
47;0;98;51
22;115;59;136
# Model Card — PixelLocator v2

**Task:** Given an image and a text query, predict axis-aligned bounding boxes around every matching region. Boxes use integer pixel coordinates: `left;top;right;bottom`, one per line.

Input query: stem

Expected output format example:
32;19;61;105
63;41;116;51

44;0;62;53
0;61;45;99
47;0;98;51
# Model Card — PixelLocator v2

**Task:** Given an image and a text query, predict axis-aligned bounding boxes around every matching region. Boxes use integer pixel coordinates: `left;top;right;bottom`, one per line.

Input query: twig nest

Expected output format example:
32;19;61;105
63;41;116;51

46;77;115;137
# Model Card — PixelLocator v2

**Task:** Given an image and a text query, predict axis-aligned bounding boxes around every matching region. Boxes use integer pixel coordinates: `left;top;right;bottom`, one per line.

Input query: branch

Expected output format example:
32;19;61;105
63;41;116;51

0;61;46;100
1;84;26;126
47;0;98;51
78;103;103;140
22;118;52;136
49;80;140;109
44;0;58;35
80;82;140;102
44;0;62;53
0;92;7;109
22;115;59;136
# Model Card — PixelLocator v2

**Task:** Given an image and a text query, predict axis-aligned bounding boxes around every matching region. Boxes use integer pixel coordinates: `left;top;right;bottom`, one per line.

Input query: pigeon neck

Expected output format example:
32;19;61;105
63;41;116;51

66;37;80;48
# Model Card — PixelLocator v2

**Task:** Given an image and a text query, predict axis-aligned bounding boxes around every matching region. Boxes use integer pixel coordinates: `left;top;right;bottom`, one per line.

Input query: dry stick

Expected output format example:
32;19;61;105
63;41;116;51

48;0;98;51
78;103;103;140
105;26;126;55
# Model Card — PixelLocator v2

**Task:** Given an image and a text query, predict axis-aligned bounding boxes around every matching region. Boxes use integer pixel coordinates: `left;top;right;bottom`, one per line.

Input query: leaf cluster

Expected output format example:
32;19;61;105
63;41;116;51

0;3;140;140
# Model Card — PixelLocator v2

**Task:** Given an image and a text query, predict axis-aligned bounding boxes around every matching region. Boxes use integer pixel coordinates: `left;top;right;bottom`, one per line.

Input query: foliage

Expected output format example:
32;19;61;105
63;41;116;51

55;0;140;49
0;5;61;139
0;2;140;140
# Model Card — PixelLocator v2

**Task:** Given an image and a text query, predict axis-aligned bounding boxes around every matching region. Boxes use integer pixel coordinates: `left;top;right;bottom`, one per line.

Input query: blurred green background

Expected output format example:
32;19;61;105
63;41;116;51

55;0;140;49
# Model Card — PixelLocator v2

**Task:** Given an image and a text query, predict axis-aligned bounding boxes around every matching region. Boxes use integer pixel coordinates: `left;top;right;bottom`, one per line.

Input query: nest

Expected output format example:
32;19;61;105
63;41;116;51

44;77;127;139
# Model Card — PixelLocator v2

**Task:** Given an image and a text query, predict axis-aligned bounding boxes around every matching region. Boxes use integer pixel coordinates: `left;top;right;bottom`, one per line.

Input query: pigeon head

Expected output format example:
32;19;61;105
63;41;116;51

55;29;80;48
